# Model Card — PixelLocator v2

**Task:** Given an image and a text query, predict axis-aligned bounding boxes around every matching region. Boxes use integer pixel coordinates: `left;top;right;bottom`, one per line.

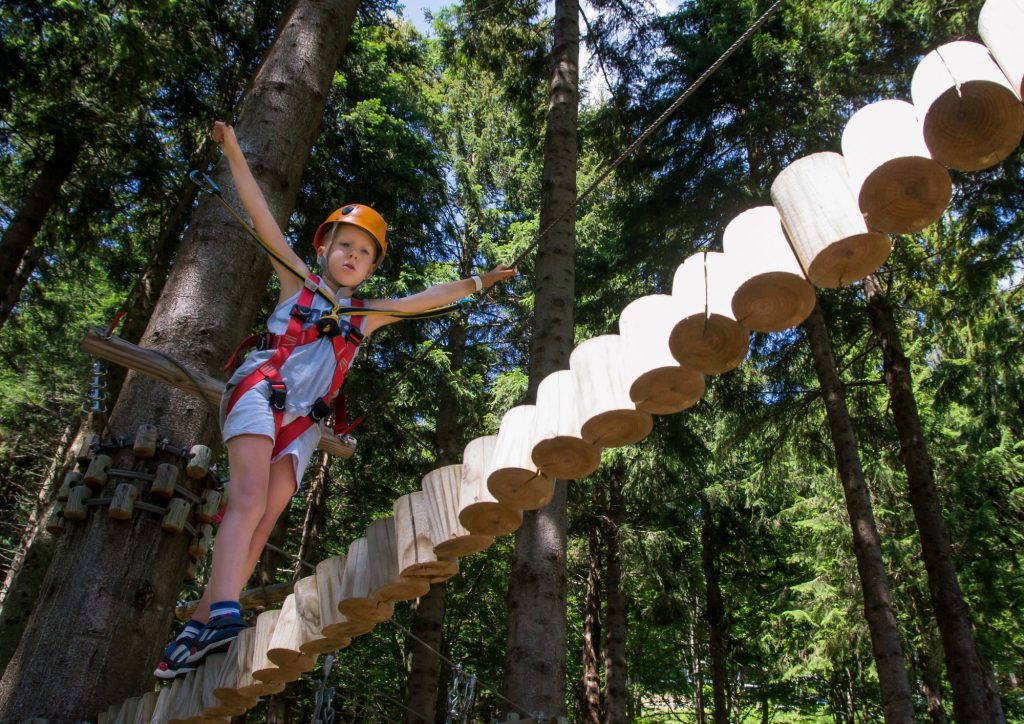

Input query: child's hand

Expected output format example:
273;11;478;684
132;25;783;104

211;121;237;149
481;264;516;289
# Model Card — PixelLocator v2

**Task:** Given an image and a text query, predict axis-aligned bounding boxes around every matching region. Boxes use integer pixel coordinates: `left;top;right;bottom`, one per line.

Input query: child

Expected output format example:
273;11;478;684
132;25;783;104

155;121;514;679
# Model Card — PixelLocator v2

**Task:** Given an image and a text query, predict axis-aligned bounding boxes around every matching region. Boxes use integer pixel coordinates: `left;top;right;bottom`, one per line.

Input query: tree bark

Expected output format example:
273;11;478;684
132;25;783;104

504;0;579;717
690;599;706;724
0;1;359;718
802;303;916;724
0;134;85;330
603;471;627;724
700;504;728;724
863;274;998;723
580;523;602;724
915;647;948;724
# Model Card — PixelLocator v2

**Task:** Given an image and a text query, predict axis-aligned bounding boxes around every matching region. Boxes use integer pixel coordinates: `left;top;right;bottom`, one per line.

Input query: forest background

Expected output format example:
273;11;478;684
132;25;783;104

0;0;1021;721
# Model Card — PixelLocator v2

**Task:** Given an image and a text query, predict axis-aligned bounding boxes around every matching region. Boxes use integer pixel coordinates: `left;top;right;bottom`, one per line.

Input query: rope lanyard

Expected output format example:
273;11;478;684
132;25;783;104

188;170;461;322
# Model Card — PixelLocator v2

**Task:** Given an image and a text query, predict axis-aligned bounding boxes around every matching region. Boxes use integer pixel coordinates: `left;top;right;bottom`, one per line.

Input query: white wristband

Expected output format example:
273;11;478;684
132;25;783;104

471;275;483;292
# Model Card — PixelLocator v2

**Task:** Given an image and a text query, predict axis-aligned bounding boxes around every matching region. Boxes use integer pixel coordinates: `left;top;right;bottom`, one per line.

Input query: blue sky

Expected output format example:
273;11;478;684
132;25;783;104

398;0;451;36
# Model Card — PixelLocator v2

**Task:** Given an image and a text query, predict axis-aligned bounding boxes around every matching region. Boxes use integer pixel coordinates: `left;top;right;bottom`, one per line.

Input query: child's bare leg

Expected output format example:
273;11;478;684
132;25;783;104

191;454;299;621
204;434;275;604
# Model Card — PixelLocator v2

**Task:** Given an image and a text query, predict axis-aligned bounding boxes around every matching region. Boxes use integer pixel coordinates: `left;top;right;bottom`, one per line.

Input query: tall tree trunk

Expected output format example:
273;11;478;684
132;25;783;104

802;303;916;724
0;421;76;672
295;452;331;574
915;648;948;724
602;470;627;724
580;522;602;724
0;134;85;330
0;2;359;718
504;0;579;717
700;504;728;724
404;311;469;723
690;599;706;724
863;274;998;723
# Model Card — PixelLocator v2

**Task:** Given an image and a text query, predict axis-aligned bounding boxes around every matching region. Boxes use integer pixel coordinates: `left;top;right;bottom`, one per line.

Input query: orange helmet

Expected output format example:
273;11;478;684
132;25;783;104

312;204;388;262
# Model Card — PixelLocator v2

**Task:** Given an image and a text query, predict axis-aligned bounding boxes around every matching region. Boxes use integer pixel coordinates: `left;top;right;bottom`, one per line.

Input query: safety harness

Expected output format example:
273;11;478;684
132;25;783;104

223;275;365;457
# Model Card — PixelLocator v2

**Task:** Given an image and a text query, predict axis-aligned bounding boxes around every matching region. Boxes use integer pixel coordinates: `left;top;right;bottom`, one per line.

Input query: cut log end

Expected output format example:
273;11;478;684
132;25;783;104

458;502;523;536
266;648;316;672
806;232;893;288
432;534;494;558
668;315;749;375
580;409;653;448
923;81;1024;170
321;619;374;639
373;575;432;602
532;437;601;479
859;156;952;233
732;272;816;332
629;366;706;415
300;636;351;656
401;559;459;579
338;598;395;623
487;469;555;510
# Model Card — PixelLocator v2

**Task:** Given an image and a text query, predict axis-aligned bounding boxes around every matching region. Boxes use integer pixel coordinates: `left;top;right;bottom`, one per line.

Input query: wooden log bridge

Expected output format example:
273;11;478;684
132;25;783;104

87;1;1024;721
81;328;355;458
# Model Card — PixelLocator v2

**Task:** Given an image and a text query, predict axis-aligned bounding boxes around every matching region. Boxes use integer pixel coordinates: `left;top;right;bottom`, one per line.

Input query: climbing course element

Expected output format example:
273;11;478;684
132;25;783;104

458;436;523;536
770;152;891;288
979;0;1024;100
91;2;1024;720
912;41;1024;171
618;295;706;415
424;465;497;555
338;537;396;623
530;370;602;479
722;206;815;332
486;406;555;510
395;492;461;579
570;337;654;447
368;516;433;601
841;99;952;233
669;252;750;374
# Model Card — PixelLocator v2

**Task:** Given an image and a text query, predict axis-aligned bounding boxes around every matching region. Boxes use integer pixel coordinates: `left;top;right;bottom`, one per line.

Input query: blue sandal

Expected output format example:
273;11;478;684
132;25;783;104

186;617;249;664
153;636;197;680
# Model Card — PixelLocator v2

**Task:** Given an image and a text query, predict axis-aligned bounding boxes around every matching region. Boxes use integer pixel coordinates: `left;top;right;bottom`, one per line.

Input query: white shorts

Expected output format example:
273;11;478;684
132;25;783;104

220;382;321;493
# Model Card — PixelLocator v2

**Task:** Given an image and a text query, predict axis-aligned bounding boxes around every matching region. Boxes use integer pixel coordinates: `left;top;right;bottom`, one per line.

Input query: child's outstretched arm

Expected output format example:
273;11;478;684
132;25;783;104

360;265;516;337
212;121;309;302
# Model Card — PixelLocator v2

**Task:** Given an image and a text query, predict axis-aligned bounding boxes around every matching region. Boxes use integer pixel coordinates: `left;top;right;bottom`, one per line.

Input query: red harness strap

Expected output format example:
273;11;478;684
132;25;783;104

222;277;365;457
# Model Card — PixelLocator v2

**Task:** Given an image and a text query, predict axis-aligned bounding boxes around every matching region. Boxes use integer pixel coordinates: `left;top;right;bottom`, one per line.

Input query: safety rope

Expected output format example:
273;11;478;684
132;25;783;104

389;619;537;719
353;0;789;424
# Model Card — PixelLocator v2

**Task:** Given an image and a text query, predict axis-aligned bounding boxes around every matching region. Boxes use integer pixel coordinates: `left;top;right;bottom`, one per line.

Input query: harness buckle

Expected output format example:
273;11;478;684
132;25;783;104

291;304;313;322
255;332;274;351
346;324;364;345
315;315;342;338
309;398;331;423
267;381;287;412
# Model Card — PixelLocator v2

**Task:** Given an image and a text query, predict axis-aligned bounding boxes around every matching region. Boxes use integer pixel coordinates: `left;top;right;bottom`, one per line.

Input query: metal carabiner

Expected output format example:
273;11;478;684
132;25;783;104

188;169;222;196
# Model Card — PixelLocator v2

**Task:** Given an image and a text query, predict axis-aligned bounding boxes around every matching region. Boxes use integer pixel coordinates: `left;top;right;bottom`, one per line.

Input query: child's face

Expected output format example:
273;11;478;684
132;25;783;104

323;224;378;288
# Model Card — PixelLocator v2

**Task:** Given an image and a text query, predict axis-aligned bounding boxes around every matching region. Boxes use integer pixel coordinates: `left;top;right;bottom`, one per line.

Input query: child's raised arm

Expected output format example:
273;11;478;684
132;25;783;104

212;121;308;302
360;265;516;337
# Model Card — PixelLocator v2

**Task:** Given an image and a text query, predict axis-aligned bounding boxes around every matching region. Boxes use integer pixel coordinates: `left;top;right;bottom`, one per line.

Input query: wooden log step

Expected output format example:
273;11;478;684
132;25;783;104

722;206;815;332
770;151;891;287
669;253;749;374
530;370;602;479
979;0;1024;100
250;610;300;684
422;465;495;556
617;295;705;415
395;492;460;580
266;593;317;672
368;516;432;601
196;653;247;717
314;556;375;639
338;537;395;623
211;633;262;712
841;99;952;233
294;575;352;655
486;406;554;510
570;336;653;446
458;436;522;536
912;40;1024;171
176;581;294;620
